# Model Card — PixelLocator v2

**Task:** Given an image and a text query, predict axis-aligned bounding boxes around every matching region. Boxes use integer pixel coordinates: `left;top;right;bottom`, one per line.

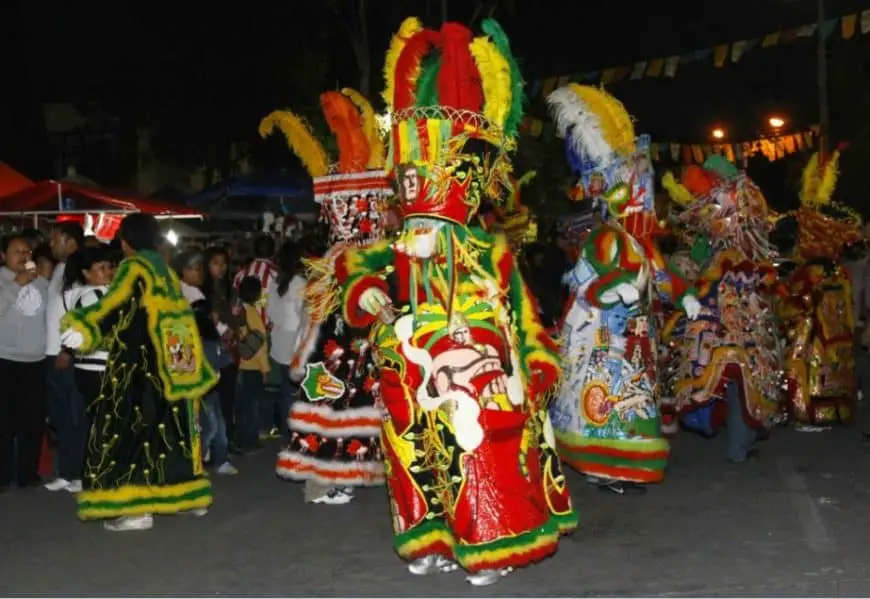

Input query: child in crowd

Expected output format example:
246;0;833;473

235;276;270;454
32;244;56;281
200;324;239;476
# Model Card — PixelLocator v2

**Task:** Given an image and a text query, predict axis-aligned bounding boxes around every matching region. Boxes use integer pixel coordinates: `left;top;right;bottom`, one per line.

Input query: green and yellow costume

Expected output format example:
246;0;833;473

62;250;217;520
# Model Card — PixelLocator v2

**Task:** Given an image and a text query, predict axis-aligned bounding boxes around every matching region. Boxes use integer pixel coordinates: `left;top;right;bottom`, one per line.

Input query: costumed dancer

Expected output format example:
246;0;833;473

335;17;576;585
662;156;786;463
777;150;862;425
260;89;390;505
546;84;700;495
59;214;217;531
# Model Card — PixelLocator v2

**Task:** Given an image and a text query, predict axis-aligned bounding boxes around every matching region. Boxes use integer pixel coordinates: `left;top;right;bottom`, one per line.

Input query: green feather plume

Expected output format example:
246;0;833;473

481;18;524;137
416;52;441;108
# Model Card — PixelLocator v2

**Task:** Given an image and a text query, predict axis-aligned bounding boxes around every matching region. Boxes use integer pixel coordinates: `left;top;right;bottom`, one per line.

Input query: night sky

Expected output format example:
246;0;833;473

2;0;870;196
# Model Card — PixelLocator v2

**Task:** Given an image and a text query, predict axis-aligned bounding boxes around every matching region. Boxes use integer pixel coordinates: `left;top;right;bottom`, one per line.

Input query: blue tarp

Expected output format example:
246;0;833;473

185;173;314;217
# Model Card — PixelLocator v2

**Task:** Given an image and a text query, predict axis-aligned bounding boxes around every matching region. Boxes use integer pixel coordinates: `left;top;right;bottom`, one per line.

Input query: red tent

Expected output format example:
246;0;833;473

0;162;35;197
0;179;200;216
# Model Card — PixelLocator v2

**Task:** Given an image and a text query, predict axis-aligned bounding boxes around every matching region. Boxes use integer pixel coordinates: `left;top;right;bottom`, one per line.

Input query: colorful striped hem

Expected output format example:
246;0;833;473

454;517;562;573
77;477;212;520
556;432;669;483
394;518;456;561
395;515;567;573
552;509;580;535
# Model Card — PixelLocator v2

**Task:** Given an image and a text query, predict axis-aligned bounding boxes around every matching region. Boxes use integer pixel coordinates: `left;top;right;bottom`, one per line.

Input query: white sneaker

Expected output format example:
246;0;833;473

216;462;238;475
103;514;154;532
311;489;352;505
65;479;82;493
340;486;355;495
408;555;458;575
466;567;512;586
44;478;70;492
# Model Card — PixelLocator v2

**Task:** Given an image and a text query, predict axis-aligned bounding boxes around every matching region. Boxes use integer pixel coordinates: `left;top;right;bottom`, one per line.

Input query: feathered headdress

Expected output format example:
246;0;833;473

383;17;526;224
799;150;839;209
259;88;387;177
259;89;392;245
790;150;862;259
547;84;636;172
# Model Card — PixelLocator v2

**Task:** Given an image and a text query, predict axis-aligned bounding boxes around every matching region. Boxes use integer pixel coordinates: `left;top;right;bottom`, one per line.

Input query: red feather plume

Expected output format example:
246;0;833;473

320;91;370;173
437;22;483;113
393;29;440;112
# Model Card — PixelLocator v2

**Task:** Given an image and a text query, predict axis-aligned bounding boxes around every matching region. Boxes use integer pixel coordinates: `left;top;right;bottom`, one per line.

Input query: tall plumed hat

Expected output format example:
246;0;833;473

790;150;861;259
259;89;392;245
547;84;636;174
383;17;525;225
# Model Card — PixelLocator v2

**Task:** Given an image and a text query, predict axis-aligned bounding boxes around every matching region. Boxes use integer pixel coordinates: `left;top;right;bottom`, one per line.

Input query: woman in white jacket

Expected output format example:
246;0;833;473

266;242;306;444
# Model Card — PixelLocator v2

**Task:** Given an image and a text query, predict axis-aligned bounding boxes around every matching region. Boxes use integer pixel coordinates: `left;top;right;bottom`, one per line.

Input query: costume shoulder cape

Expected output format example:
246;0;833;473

62;250;218;401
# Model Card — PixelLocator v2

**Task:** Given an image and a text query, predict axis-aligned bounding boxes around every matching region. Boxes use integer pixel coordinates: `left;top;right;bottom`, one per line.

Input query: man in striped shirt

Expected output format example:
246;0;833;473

233;234;277;330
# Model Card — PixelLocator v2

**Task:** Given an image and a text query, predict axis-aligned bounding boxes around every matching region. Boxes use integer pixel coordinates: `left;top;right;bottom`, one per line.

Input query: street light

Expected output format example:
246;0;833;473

768;116;785;129
712;128;725;140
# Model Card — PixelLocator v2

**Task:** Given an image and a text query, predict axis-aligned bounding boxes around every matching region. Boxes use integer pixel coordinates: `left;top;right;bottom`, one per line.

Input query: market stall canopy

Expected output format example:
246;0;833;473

185;172;314;218
0;180;201;216
0;162;34;197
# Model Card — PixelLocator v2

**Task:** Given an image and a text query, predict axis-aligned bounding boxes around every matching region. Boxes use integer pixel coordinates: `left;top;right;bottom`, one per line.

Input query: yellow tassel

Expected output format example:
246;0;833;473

662;171;694;207
259;111;329;178
382;17;423;110
469;35;511;128
341;87;386;169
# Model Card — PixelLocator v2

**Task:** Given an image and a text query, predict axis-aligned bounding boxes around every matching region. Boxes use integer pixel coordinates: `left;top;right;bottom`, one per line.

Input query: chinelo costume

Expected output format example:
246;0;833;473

259;89;390;504
777;150;862;426
334;17;576;586
662;156;786;462
60;246;217;530
546;84;699;495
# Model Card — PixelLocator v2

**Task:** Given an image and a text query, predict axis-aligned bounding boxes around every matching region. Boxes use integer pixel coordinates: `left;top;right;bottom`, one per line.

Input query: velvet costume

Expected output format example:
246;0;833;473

61;250;217;520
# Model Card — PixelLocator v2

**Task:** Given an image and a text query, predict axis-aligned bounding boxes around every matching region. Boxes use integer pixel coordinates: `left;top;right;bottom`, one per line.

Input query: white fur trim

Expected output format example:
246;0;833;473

546;86;614;169
275;449;384;486
289;401;383;438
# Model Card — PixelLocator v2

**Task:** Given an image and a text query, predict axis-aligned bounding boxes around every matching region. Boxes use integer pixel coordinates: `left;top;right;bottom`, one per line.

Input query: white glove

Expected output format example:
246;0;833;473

682;295;702;321
600;282;640;306
359;288;392;316
60;329;84;350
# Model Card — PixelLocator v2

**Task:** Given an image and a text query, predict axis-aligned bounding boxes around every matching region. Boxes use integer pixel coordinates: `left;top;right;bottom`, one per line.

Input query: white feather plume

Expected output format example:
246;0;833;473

546;87;614;169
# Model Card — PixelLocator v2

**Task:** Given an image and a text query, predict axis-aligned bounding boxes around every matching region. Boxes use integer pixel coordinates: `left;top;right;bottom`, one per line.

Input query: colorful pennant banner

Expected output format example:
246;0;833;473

527;9;870;98
518;116;816;165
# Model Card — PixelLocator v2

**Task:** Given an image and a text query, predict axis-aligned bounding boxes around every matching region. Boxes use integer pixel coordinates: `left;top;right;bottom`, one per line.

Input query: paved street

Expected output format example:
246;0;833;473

4;408;870;597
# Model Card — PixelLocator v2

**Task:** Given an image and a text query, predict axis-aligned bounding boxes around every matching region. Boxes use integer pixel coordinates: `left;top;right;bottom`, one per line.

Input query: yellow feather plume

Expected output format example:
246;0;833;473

800;151;839;208
469;35;511;128
259;110;330;178
662;171;694;207
799;152;820;207
568;84;636;158
341;87;386;169
818;150;839;205
382;17;423;110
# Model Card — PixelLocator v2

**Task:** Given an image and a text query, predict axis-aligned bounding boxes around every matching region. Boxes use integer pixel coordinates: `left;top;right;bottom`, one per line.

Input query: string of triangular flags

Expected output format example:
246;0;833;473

526;10;870;99
518;117;817;165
